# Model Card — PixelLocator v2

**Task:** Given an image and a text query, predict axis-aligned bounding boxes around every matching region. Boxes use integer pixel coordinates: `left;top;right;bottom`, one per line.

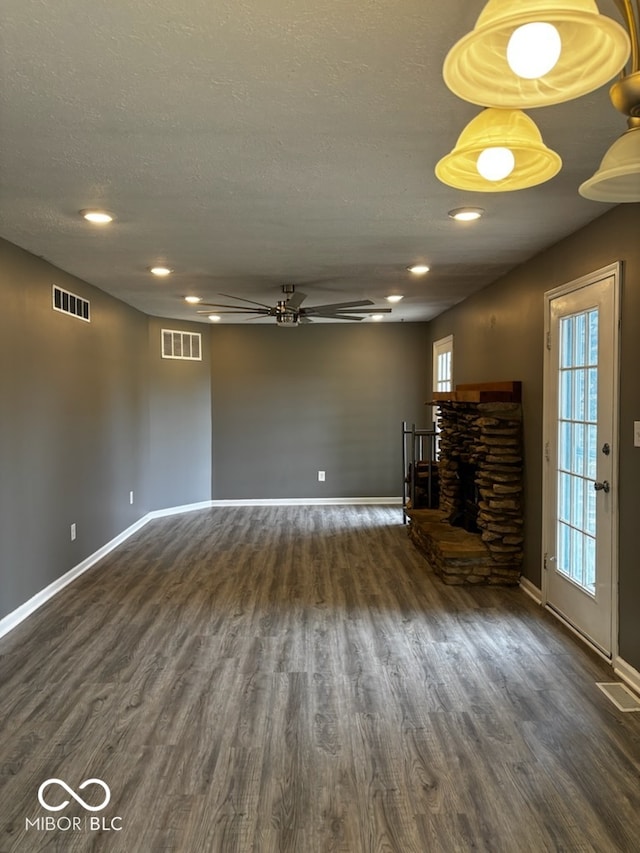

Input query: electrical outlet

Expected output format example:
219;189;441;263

70;523;77;541
129;490;134;505
634;421;640;448
318;470;325;482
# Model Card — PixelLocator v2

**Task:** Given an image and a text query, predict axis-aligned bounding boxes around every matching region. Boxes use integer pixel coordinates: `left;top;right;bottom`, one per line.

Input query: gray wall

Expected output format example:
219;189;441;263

210;323;431;498
425;203;640;671
147;317;212;510
0;239;149;618
0;240;214;620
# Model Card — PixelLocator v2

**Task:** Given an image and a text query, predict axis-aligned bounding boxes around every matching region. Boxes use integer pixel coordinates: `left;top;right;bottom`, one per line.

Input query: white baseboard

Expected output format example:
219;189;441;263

0;515;151;641
206;497;403;507
614;657;640;698
0;497;403;640
149;497;402;514
519;576;543;605
148;500;214;519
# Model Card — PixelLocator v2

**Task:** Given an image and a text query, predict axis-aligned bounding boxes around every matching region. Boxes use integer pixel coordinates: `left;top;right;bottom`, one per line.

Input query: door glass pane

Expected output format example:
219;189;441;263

588;310;598;365
556;309;598;595
560;370;573;420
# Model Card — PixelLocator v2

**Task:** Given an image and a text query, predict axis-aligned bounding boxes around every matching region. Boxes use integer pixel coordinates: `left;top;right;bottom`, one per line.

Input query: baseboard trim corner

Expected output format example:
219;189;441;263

519;576;542;605
614;657;640;697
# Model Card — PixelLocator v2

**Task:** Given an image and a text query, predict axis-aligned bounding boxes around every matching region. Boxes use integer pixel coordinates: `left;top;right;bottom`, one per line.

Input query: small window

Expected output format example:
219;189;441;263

52;285;90;322
433;334;453;396
161;329;202;361
432;335;454;455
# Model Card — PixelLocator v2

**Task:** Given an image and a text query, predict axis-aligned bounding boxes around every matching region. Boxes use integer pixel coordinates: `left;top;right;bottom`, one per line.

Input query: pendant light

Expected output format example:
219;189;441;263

579;11;640;203
578;119;640;201
443;0;631;109
435;108;562;191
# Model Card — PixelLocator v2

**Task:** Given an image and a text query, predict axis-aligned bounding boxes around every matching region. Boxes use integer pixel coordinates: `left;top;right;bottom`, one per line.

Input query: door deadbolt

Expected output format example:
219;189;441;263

593;480;610;493
602;443;611;456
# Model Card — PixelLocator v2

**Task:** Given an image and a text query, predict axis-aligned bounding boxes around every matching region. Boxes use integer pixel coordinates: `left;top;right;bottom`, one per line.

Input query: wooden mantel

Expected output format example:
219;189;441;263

430;381;521;404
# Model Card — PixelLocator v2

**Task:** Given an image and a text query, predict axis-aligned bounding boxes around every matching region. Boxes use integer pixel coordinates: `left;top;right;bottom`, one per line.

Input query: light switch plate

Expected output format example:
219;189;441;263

634;421;640;448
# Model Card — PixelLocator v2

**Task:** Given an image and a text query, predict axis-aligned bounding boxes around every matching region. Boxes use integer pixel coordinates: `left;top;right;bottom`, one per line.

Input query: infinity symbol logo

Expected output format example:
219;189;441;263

38;778;111;812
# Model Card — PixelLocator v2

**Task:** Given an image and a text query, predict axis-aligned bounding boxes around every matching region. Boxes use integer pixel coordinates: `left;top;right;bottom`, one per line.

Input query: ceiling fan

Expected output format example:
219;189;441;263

196;284;392;326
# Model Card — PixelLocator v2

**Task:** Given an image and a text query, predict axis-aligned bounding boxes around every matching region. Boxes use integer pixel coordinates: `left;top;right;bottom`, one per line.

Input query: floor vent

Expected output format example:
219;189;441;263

596;682;640;712
161;329;202;361
52;285;90;321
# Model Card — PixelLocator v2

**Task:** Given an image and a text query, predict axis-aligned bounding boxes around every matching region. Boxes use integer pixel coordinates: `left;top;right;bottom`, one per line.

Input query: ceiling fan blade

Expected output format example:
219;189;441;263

320;307;393;314
286;290;307;310
310;313;365;321
219;292;272;309
301;299;374;314
197;307;271;315
196;302;269;311
299;316;313;324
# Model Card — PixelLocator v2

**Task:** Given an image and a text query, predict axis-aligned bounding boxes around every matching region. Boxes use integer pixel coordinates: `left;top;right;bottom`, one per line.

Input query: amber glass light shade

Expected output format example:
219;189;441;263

443;0;631;109
435;108;562;192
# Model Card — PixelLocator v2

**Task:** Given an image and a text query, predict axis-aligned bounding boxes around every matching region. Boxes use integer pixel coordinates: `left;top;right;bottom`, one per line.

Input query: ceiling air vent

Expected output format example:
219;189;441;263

161;329;202;361
52;285;90;322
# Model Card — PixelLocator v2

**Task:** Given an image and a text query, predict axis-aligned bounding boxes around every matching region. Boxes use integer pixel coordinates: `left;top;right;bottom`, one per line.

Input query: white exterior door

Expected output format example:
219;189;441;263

543;264;620;656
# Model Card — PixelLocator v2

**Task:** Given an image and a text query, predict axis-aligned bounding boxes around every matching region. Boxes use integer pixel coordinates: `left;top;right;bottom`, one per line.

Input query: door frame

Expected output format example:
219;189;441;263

541;261;621;659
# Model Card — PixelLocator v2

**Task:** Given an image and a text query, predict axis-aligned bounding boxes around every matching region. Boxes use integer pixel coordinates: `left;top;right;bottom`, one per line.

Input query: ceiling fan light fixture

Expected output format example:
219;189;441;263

276;312;299;326
578;120;640;202
443;0;631;109
435;107;562;191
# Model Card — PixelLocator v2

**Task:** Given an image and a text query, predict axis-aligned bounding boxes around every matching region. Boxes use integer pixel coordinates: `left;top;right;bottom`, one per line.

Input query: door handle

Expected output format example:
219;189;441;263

593;480;610;493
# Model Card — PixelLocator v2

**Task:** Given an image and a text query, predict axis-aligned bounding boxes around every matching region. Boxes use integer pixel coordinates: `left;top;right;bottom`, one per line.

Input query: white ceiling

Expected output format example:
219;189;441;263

0;0;628;324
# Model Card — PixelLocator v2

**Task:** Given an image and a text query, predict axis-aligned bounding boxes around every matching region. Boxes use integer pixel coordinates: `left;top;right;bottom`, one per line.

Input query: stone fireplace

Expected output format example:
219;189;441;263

407;383;523;586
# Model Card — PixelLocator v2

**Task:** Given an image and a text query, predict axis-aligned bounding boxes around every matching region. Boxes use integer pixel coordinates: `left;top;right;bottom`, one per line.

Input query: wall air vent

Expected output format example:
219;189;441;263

161;329;202;361
52;285;90;322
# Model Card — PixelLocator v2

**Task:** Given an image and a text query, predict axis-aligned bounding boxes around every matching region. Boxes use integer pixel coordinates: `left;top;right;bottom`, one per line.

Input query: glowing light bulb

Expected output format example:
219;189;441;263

507;23;562;80
477;147;515;181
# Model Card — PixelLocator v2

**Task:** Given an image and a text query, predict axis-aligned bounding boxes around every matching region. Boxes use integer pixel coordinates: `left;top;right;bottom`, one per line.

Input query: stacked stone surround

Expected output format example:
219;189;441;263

409;401;523;585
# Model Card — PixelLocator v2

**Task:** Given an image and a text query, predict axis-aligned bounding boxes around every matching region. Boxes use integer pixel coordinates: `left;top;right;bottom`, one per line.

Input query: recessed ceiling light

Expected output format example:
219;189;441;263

150;266;172;277
448;207;484;222
407;264;430;275
184;296;202;304
208;314;221;322
80;209;113;224
371;314;385;321
385;294;404;303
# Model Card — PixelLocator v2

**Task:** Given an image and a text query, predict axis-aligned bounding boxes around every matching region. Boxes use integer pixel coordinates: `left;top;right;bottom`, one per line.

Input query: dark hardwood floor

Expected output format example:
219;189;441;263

1;505;639;852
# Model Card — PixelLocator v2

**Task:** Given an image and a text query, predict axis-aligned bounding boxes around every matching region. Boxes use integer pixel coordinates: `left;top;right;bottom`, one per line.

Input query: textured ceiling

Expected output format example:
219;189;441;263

0;0;628;323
